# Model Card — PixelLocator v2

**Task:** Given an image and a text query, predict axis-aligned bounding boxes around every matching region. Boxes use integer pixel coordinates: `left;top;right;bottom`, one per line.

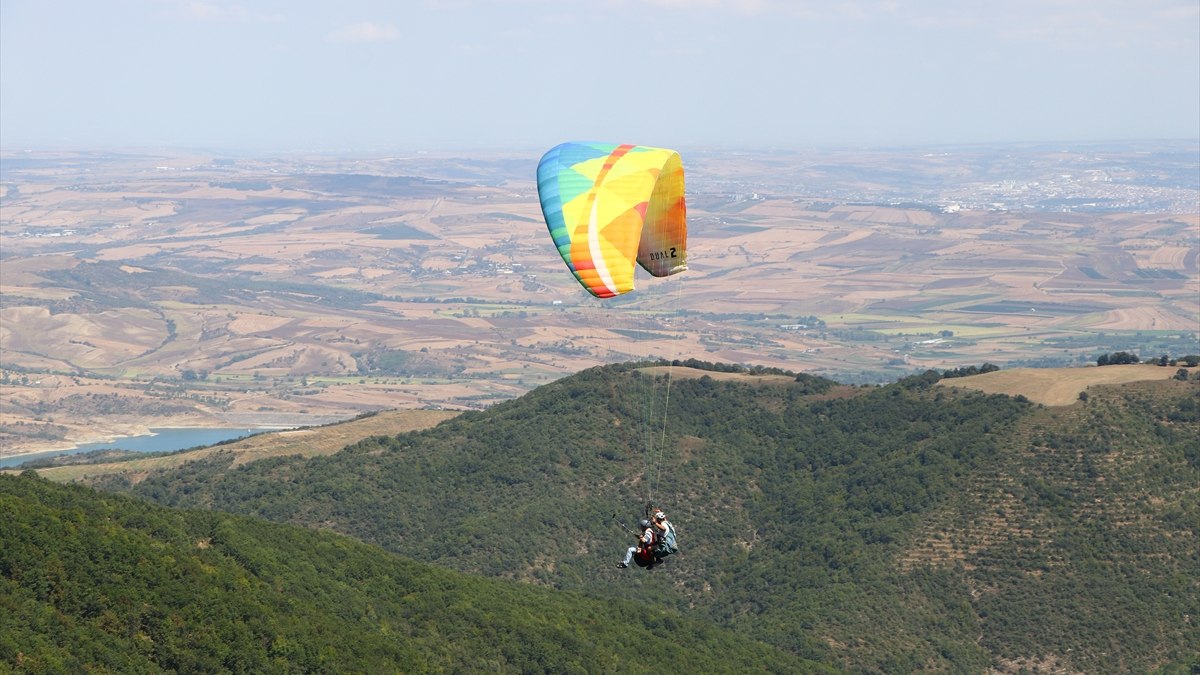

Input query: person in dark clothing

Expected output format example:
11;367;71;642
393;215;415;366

617;519;657;569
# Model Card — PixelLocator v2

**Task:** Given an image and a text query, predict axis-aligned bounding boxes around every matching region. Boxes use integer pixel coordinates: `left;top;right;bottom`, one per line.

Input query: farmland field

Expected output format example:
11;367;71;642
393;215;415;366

937;363;1195;406
2;143;1197;457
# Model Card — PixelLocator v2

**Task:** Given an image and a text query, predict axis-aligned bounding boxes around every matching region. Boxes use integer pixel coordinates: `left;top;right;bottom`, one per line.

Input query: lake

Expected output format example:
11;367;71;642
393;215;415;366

0;427;270;469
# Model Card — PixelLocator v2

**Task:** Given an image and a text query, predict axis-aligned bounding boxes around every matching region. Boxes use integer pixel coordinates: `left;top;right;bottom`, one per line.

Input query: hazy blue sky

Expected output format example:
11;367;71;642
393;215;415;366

2;0;1198;151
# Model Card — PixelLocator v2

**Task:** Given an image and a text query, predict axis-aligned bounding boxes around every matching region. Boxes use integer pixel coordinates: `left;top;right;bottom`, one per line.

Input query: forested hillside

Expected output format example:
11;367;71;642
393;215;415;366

85;364;1199;672
0;473;829;673
911;377;1200;672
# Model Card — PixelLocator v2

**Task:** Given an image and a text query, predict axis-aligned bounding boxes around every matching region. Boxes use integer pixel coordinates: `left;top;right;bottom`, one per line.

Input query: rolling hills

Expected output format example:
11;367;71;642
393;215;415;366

74;363;1199;672
4;147;1197;457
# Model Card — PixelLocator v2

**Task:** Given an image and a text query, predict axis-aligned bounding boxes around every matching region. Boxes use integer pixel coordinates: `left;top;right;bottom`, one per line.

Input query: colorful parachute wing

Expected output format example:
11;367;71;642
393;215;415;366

537;142;687;298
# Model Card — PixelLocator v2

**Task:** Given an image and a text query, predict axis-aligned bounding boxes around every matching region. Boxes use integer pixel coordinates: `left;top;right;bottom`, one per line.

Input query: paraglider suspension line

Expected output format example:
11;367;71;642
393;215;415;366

644;275;684;505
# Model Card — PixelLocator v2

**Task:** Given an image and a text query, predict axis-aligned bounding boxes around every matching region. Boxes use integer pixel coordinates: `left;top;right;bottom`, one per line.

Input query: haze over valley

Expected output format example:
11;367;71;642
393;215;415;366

1;142;1197;457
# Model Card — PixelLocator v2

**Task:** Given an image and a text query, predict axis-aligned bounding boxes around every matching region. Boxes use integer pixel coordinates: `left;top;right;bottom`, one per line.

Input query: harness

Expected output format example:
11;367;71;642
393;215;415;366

634;528;658;563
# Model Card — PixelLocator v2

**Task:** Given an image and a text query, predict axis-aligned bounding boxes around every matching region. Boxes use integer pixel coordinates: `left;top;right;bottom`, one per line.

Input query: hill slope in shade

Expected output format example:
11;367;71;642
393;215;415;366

0;473;830;673
97;364;1200;671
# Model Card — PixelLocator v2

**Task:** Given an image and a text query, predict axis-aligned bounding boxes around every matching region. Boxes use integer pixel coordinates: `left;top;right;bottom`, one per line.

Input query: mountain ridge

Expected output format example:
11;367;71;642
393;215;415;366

21;363;1200;671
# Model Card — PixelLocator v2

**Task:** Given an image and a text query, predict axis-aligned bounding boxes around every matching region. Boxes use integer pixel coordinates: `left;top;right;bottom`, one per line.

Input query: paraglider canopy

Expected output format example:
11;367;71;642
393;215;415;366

537;142;687;298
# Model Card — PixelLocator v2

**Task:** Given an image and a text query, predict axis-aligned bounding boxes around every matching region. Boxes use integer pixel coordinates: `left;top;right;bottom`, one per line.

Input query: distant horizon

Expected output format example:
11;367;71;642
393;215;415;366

3;2;1196;151
3;136;1199;158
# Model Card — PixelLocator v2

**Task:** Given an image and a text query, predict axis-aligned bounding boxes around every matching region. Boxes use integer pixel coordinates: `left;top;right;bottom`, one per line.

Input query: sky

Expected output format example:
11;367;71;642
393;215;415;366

2;0;1198;151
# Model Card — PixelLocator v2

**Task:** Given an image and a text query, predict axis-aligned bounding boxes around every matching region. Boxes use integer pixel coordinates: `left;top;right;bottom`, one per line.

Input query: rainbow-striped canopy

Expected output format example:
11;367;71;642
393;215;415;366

537;142;687;298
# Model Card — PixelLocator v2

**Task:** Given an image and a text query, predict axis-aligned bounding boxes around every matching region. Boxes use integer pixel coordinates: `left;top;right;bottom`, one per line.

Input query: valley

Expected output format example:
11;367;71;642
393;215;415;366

1;143;1197;458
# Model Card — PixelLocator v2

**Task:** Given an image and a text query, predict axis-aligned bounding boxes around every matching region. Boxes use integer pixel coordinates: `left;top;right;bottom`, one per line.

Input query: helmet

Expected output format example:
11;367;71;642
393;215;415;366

639;519;652;530
654;511;665;521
